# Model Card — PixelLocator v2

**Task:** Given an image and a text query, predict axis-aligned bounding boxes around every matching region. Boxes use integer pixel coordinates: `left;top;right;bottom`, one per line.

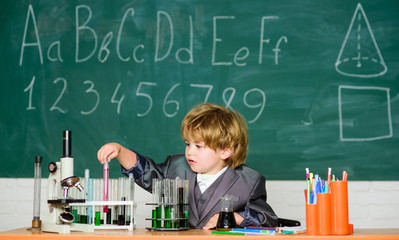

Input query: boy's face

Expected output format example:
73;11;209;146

184;137;230;175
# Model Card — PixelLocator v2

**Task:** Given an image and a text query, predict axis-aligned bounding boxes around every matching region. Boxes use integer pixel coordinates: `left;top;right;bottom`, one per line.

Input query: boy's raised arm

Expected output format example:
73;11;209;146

97;142;137;170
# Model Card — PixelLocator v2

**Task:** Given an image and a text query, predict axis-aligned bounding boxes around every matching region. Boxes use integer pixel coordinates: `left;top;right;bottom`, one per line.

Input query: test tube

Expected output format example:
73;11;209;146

106;177;113;225
32;156;42;229
152;179;162;204
171;179;179;228
87;178;93;224
177;178;183;228
183;180;189;228
112;179;119;225
77;179;82;222
163;179;171;228
71;185;78;223
118;177;126;225
103;160;109;224
79;177;87;223
94;179;101;226
126;173;135;226
81;169;89;224
100;178;104;224
152;179;162;228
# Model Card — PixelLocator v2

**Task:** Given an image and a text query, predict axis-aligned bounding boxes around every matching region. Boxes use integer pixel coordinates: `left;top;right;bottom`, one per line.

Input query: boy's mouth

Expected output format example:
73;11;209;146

188;159;196;164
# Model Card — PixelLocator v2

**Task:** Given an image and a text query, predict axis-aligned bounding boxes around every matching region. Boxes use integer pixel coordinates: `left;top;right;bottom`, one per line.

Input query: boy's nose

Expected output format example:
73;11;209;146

186;146;194;155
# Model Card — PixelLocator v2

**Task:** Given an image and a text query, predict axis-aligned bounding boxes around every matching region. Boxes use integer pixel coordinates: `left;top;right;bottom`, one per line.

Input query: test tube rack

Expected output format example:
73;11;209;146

70;200;136;230
145;178;189;231
145;202;189;231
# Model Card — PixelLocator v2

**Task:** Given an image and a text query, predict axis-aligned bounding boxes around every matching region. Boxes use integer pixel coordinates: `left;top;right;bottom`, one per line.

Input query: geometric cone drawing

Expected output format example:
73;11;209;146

335;3;387;78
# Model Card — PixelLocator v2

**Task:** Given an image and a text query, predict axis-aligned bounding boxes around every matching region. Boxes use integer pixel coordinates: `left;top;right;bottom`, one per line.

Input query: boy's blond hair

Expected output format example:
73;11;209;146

181;103;248;169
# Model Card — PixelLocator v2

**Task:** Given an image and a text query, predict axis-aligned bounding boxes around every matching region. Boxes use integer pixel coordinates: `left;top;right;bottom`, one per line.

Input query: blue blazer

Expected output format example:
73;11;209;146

122;152;278;228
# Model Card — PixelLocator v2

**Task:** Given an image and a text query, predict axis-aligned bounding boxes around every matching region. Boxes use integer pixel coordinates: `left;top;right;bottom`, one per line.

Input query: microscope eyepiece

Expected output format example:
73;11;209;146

63;130;72;158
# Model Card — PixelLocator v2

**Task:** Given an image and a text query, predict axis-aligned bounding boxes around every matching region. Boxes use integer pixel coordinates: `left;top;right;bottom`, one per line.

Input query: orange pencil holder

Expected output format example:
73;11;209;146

305;203;319;235
306;193;331;235
305;181;352;235
330;181;349;235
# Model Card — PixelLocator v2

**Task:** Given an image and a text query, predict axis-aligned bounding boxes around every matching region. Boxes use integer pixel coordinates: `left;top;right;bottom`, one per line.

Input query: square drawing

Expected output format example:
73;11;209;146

338;85;392;141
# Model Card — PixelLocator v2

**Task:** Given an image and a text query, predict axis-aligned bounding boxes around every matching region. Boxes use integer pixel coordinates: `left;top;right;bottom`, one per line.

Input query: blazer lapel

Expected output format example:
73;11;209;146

188;171;200;222
199;167;238;221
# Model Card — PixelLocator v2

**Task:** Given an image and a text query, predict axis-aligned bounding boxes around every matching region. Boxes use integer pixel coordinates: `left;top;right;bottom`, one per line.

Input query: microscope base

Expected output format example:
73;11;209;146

42;222;94;234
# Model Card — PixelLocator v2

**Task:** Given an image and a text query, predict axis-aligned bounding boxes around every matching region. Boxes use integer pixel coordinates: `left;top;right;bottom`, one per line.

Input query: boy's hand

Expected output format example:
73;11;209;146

97;143;121;164
97;142;137;170
202;212;244;230
202;213;219;230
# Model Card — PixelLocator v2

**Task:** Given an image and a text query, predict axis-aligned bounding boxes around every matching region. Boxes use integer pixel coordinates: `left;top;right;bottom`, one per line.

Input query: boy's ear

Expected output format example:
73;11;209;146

220;148;232;160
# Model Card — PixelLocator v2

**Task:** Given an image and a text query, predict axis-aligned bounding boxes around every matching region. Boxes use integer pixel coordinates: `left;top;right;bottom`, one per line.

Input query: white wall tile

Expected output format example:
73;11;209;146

0;178;398;232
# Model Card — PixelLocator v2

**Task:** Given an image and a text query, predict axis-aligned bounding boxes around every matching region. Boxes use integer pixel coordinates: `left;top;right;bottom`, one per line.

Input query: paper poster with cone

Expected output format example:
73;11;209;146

335;3;387;78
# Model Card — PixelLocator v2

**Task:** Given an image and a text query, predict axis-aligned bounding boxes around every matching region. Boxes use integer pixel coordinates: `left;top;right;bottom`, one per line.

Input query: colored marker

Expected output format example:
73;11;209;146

212;230;274;235
232;228;274;233
305;168;310;204
313;174;319;204
342;171;348;181
281;229;306;234
246;226;277;231
306;180;311;204
309;172;314;193
212;231;245;235
232;228;259;233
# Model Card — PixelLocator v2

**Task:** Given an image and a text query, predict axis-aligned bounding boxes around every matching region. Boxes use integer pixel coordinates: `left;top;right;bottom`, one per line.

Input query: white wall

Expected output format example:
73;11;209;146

0;178;398;232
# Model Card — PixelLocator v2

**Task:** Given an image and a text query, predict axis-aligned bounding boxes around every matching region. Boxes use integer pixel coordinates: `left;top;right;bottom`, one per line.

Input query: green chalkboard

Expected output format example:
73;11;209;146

1;0;398;180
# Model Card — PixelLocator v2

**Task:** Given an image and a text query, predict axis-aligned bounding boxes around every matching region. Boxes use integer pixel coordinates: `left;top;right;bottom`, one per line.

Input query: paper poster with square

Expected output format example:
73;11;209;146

338;85;392;141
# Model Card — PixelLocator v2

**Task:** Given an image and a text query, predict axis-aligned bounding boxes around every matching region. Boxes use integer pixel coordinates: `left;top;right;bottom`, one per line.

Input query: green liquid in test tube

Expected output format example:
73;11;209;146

95;211;101;226
164;206;171;228
72;208;78;223
156;207;162;228
152;209;157;228
152;179;162;229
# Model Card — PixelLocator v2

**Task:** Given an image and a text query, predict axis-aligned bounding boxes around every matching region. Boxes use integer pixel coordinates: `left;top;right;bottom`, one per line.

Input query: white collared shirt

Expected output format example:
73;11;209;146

196;166;228;194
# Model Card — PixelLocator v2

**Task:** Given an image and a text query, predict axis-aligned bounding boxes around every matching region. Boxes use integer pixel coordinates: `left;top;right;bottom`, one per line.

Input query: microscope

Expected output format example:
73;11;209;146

42;130;94;234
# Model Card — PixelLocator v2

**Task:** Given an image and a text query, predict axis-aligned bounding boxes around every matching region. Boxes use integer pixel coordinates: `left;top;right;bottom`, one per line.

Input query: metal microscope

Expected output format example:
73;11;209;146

41;130;94;234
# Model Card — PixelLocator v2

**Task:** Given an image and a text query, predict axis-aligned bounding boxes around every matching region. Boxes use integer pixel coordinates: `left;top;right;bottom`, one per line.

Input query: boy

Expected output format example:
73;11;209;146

97;103;278;228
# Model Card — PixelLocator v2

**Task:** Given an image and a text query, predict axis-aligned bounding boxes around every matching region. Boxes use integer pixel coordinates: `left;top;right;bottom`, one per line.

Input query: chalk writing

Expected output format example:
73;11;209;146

335;3;387;78
18;4;285;124
24;76;266;123
338;85;392;141
19;5;285;66
136;82;157;117
111;82;125;115
23;76;36;110
50;78;68;114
